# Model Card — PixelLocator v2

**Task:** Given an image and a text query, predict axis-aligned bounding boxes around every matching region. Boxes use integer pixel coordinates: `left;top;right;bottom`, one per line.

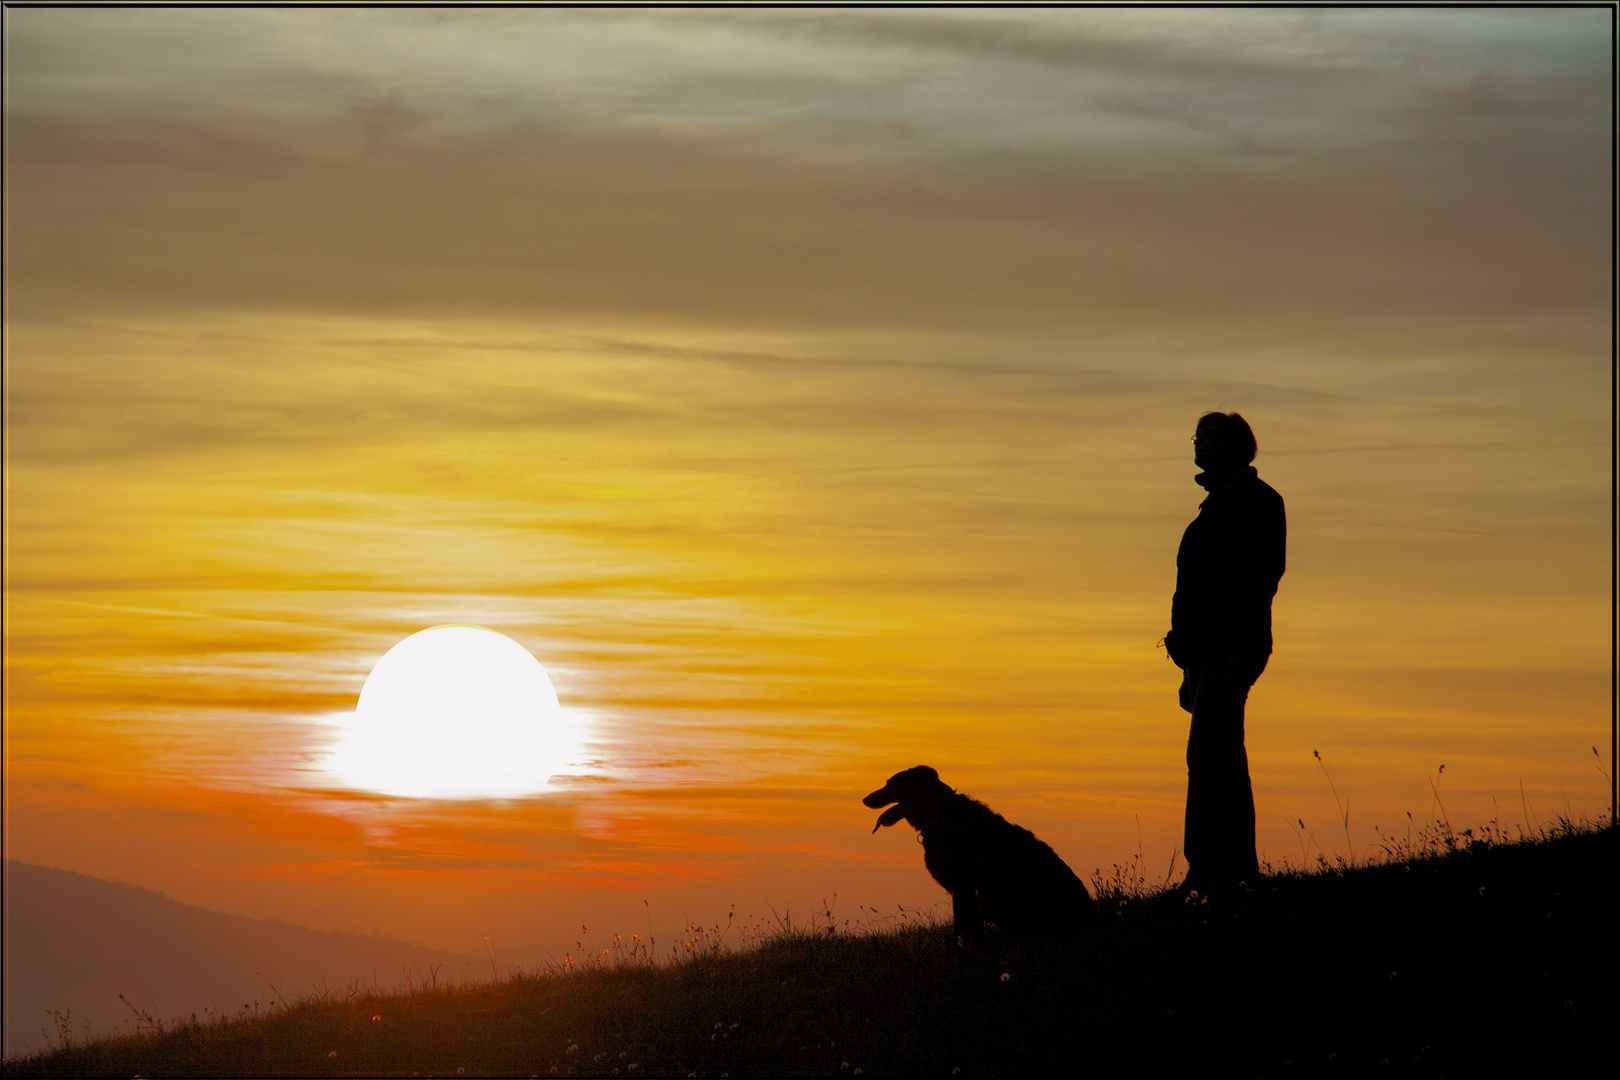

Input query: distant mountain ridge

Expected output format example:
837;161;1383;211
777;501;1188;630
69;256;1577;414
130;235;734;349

3;860;488;1058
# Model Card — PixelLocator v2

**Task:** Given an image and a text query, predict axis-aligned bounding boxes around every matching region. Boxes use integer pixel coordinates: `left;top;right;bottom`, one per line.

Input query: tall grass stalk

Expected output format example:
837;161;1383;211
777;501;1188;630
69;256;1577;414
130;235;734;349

1592;746;1613;822
1313;749;1352;861
1520;778;1540;837
1428;764;1452;839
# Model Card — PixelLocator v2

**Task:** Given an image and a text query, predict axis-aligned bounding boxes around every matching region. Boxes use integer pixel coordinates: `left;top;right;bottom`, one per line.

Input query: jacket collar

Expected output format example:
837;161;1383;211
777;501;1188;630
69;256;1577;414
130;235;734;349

1195;464;1257;494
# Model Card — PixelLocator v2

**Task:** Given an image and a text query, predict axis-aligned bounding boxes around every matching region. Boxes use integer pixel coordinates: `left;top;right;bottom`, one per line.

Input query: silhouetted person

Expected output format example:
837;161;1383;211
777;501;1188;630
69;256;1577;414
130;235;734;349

1164;412;1285;894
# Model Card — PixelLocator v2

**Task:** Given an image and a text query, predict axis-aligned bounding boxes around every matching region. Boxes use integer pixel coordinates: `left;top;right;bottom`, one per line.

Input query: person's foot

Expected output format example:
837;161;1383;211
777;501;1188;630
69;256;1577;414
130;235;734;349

1177;867;1248;900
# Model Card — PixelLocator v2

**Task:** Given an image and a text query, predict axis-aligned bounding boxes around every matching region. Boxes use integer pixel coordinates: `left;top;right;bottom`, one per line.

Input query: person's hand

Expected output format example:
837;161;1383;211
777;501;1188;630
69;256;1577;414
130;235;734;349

1163;629;1188;668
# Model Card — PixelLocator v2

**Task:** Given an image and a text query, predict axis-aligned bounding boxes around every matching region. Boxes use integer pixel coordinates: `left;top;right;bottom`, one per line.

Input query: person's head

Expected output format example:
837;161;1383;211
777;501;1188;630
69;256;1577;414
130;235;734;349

1192;412;1256;473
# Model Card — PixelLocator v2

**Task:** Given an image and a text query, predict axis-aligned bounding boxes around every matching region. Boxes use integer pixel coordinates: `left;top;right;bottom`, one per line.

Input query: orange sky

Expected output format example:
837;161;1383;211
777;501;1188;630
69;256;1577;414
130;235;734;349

4;8;1612;967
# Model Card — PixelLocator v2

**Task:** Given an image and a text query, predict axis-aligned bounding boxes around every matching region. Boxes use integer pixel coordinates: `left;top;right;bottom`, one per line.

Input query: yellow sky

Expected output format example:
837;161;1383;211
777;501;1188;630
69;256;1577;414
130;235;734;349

4;9;1612;964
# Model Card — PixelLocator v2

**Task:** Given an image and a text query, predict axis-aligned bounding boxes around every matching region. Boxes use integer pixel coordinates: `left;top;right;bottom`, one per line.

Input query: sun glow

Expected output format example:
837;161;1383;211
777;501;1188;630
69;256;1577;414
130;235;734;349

324;626;582;799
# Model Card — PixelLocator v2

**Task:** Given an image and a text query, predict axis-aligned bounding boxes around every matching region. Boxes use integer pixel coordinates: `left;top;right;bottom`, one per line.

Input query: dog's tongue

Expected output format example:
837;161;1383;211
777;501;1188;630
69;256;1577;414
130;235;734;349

872;805;907;833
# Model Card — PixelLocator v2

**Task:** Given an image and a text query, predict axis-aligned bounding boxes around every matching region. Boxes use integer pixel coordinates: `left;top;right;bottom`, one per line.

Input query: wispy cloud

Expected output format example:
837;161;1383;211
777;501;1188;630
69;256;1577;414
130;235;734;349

7;9;1608;337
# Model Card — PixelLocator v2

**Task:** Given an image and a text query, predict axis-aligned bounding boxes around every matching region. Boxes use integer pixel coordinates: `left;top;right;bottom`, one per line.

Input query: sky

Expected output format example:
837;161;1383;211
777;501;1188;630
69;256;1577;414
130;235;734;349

4;8;1612;969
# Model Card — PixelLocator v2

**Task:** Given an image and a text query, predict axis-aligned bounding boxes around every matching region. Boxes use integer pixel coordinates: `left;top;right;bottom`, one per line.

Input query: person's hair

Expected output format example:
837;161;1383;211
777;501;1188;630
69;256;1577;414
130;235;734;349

1195;412;1257;465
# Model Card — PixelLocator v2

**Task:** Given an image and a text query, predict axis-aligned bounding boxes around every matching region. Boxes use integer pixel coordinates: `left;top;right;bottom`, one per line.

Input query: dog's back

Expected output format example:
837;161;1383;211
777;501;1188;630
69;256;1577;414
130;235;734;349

976;814;1094;932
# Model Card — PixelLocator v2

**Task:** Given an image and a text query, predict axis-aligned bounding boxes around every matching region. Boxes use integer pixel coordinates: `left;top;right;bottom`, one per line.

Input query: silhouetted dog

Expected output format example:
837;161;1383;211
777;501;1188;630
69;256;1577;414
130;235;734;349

864;766;1095;941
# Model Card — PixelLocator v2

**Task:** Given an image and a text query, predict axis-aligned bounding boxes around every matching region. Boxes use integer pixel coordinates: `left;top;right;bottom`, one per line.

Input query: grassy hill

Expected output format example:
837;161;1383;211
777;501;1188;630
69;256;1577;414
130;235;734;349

5;821;1611;1077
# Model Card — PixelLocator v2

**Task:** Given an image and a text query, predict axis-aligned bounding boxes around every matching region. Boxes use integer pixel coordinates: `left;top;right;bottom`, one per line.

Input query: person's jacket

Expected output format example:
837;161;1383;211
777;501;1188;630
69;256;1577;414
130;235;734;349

1166;465;1285;669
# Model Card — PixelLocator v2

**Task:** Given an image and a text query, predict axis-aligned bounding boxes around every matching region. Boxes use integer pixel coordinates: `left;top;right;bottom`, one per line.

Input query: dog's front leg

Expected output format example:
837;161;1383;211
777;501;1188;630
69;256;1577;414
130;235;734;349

952;892;983;946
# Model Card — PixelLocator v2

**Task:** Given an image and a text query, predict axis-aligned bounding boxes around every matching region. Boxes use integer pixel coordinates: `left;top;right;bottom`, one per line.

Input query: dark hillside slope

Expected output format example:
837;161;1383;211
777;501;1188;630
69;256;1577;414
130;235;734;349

6;825;1613;1076
3;861;485;1057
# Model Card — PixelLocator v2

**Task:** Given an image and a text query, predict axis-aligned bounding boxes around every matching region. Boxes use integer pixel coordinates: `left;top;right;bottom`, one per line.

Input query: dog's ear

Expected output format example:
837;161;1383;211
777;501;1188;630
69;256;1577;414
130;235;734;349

872;805;907;833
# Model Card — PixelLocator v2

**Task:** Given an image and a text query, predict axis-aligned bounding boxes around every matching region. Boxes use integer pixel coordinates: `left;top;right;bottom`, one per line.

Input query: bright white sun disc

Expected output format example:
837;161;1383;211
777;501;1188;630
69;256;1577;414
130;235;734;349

326;626;576;799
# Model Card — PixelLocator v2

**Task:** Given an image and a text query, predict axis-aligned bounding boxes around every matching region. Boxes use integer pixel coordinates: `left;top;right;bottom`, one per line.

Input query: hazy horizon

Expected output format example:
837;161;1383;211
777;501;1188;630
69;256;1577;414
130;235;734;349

4;8;1611;971
3;858;496;1057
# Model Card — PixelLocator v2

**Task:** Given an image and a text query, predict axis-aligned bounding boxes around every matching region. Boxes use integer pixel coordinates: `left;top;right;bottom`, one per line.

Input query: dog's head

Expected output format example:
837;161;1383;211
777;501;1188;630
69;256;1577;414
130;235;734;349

863;765;951;833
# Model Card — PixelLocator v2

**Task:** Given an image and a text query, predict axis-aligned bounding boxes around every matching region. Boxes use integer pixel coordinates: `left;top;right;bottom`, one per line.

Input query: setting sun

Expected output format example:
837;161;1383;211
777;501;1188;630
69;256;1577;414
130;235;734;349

324;626;578;800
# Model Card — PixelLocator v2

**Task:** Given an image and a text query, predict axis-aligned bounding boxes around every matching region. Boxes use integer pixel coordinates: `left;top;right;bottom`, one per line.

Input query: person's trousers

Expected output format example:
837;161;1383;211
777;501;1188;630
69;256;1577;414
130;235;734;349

1181;654;1267;886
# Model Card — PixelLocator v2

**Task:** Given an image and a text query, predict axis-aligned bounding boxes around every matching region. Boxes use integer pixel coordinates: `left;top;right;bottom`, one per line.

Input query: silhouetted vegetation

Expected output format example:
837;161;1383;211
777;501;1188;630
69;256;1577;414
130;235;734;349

7;819;1610;1077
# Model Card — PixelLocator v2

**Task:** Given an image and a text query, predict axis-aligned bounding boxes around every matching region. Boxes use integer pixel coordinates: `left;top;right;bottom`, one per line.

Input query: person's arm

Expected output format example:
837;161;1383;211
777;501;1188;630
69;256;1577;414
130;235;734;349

1166;521;1199;669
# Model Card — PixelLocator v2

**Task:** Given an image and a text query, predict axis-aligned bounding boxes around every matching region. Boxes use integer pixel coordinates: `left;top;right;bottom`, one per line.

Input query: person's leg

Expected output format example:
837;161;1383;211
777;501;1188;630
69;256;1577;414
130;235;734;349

1184;657;1262;888
1181;663;1211;888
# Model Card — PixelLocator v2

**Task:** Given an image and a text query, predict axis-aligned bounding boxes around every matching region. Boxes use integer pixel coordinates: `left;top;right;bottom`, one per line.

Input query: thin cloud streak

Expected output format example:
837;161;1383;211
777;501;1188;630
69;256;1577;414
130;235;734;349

6;8;1608;335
